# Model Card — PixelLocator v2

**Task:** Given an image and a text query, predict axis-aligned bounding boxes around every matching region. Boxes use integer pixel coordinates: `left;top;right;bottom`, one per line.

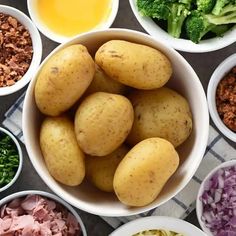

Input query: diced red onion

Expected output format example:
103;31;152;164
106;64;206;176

200;165;236;236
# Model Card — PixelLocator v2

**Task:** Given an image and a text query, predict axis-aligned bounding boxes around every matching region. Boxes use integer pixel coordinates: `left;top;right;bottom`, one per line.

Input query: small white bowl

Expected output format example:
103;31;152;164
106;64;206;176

110;216;207;236
0;127;23;192
0;190;87;235
0;5;42;96
196;160;236;236
207;53;236;142
129;0;236;53
27;0;119;43
23;28;209;217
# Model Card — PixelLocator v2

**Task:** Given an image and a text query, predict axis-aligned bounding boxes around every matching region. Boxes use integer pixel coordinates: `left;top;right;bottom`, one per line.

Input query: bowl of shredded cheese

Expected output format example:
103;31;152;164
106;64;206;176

109;216;207;236
27;0;119;43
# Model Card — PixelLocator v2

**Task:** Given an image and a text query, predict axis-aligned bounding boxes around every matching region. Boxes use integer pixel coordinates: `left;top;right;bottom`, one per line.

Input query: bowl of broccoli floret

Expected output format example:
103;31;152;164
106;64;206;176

130;0;236;52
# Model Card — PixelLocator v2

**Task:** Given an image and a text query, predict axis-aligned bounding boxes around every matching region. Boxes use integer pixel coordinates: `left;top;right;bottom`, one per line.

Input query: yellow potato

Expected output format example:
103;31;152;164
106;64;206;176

95;40;172;90
127;87;193;147
85;64;127;95
86;145;129;192
35;44;95;116
74;92;134;156
40;116;85;186
113;138;179;207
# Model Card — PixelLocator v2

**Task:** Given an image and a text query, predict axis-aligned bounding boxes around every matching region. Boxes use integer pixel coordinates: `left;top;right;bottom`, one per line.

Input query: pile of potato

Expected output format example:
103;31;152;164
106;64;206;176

35;40;192;207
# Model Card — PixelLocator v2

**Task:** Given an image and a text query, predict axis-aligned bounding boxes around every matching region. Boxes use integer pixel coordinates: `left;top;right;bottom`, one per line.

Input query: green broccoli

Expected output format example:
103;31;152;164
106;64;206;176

196;0;216;13
185;10;215;43
136;0;171;20
167;3;191;38
207;3;236;24
136;0;235;43
211;0;235;15
210;24;231;36
137;0;193;38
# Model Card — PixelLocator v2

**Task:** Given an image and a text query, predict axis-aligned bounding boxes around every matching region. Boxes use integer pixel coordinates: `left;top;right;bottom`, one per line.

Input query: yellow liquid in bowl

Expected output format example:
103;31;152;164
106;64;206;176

36;0;112;37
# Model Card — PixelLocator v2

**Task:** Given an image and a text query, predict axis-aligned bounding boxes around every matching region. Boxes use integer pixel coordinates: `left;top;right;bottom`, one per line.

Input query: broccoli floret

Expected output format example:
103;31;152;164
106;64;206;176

211;0;234;15
137;0;170;19
196;0;216;13
210;24;231;35
206;3;236;24
137;0;193;38
185;10;215;43
167;3;191;38
179;0;193;4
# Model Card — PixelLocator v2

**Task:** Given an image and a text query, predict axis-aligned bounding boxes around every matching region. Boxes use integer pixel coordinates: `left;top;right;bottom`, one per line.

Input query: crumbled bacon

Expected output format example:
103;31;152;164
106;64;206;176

0;195;81;235
216;66;236;132
0;12;33;88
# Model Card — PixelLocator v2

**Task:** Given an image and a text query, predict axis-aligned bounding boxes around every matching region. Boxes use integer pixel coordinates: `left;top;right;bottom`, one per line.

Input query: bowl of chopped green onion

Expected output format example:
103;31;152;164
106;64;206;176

0;127;23;192
129;0;236;53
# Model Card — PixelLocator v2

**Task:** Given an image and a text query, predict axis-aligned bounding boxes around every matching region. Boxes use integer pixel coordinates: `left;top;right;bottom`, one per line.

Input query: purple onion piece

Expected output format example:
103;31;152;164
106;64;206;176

200;165;236;236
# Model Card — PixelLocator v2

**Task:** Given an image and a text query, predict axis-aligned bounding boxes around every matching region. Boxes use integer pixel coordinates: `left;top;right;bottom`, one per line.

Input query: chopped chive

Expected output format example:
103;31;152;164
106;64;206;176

0;131;19;188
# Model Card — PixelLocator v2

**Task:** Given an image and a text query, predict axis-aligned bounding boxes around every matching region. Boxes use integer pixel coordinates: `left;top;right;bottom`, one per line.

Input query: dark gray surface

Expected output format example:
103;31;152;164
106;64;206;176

0;0;235;235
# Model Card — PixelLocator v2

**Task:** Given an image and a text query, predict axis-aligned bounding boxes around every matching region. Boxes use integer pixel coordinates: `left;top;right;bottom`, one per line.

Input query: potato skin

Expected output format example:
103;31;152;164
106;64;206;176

40;116;85;186
127;87;192;147
74;92;134;156
95;40;172;90
86;145;129;192
85;64;127;95
113;138;179;207
35;44;95;116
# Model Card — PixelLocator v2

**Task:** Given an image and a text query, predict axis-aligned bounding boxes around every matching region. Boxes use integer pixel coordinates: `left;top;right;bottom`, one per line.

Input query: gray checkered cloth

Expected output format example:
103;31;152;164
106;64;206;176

2;93;236;228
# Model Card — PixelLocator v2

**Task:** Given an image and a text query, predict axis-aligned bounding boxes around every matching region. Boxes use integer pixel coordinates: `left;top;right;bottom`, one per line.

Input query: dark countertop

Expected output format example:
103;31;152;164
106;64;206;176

0;0;235;235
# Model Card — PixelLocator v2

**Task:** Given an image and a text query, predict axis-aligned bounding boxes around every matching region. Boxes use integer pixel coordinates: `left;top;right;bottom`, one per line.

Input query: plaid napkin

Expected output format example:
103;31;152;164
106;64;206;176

2;93;236;228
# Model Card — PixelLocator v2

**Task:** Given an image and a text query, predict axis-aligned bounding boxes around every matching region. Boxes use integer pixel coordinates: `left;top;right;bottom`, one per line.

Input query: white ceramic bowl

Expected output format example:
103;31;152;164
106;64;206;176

129;0;236;53
0;5;42;96
207;53;236;142
110;216;207;236
27;0;119;43
0;190;87;235
22;28;209;217
196;160;236;236
0;127;23;192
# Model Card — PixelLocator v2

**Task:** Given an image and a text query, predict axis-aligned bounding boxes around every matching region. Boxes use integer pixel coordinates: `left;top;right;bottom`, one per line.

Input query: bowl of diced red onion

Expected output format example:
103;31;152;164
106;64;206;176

0;190;87;235
196;160;236;236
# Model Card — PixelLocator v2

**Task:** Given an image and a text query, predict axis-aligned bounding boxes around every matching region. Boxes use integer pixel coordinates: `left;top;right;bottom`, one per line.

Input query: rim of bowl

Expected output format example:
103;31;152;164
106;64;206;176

23;28;209;217
27;0;119;44
196;160;236;236
0;4;42;96
110;216;207;235
0;190;87;236
129;0;236;53
0;127;23;192
207;53;236;142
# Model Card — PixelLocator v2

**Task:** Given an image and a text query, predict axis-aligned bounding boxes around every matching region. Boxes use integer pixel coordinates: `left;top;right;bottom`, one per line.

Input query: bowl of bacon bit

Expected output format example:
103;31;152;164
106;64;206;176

0;190;87;235
196;160;236;236
207;53;236;142
0;4;42;96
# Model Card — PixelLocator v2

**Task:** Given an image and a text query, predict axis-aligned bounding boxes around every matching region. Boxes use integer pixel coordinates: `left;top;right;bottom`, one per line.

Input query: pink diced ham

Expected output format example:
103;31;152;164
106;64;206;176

0;218;12;231
0;195;81;235
9;215;34;231
21;195;39;211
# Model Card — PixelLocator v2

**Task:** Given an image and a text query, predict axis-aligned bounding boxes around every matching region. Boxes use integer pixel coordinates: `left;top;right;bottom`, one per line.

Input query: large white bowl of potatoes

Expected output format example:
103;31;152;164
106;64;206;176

22;29;209;217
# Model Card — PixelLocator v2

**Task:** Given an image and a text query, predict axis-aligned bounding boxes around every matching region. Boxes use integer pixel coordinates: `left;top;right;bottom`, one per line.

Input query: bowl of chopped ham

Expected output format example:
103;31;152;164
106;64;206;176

0;4;42;96
196;160;236;236
0;190;87;235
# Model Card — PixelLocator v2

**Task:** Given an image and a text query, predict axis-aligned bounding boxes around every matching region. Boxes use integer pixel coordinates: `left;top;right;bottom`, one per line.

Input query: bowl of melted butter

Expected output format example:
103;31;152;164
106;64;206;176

27;0;119;43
